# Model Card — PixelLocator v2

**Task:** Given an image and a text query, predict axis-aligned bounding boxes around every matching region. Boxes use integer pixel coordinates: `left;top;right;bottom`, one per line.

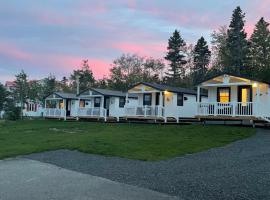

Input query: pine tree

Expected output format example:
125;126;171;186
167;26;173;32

225;6;249;74
164;30;187;85
249;17;270;81
192;37;211;85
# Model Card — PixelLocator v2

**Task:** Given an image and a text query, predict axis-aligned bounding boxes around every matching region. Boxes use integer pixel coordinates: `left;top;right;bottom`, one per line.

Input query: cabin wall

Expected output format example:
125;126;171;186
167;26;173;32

70;100;79;117
109;97;138;117
164;93;197;118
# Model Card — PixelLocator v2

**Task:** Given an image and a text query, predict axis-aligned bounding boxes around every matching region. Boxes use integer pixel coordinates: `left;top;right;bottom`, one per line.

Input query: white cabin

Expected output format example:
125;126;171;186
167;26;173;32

125;82;207;122
23;100;43;117
197;73;270;123
44;92;78;120
78;88;138;121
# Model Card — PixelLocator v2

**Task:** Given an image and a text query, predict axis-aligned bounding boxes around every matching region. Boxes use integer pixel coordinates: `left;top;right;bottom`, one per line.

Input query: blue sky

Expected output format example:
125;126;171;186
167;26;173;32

0;0;269;83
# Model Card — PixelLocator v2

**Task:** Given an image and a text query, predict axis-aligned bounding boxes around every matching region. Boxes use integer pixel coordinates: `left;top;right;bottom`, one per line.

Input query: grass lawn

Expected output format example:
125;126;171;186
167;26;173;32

0;120;255;161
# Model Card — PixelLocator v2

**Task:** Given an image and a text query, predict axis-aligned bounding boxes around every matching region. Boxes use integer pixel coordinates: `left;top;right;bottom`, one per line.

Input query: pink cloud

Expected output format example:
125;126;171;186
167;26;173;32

0;43;32;61
112;41;166;58
32;54;111;79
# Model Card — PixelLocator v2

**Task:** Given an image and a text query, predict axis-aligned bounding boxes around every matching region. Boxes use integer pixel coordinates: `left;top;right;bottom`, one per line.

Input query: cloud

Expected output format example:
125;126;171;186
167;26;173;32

0;42;32;61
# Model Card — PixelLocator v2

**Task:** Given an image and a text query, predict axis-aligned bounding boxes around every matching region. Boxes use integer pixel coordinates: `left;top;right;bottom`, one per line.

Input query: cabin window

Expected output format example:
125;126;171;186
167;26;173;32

177;94;183;106
119;97;125;108
217;87;230;103
80;100;85;108
94;97;101;107
143;94;152;106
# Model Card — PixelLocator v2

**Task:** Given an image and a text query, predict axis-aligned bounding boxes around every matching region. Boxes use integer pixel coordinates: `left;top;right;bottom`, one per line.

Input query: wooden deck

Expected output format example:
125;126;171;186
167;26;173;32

196;115;258;121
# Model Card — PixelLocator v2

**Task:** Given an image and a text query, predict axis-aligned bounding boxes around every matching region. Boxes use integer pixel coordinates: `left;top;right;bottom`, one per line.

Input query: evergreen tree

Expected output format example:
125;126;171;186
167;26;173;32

0;83;7;112
12;70;29;119
249;17;270;80
225;6;249;74
164;30;187;85
192;37;211;85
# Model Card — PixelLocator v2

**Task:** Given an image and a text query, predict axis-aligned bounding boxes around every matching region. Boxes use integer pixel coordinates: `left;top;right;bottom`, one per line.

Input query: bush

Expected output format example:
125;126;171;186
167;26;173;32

3;100;21;121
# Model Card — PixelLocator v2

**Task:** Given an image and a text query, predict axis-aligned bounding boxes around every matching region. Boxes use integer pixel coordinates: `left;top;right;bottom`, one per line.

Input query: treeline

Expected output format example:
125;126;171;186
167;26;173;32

1;6;270;119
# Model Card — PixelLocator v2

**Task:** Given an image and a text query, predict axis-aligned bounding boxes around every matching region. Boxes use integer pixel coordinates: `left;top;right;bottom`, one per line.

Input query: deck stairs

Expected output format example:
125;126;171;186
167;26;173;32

260;116;270;123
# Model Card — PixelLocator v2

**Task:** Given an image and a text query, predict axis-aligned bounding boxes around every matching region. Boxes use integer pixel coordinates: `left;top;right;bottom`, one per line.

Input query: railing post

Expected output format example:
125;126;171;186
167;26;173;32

232;102;236;117
214;102;217;116
144;106;147;117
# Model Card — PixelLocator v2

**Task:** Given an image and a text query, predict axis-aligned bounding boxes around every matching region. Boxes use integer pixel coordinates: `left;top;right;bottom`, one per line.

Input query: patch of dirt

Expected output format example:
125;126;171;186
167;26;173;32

49;128;82;134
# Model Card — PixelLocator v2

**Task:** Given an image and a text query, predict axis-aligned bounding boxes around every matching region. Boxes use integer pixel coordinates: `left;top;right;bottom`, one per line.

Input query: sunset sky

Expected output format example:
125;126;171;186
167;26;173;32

0;0;269;83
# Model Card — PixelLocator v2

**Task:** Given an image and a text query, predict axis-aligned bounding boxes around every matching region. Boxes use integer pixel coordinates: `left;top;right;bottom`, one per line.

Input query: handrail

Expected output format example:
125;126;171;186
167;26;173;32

197;102;255;116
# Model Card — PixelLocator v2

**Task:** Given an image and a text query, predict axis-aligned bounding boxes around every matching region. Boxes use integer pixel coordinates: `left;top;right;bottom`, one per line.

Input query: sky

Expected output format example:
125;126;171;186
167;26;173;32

0;0;270;83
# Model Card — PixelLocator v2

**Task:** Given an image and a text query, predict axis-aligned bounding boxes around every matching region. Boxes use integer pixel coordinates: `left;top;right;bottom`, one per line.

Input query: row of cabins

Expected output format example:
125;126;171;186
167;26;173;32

35;73;270;124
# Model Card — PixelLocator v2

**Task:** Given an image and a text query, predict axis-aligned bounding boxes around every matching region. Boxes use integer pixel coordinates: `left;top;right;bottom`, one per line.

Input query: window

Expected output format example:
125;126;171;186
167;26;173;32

94;97;101;107
217;88;230;103
177;93;183;106
143;94;152;106
119;97;125;108
80;100;85;108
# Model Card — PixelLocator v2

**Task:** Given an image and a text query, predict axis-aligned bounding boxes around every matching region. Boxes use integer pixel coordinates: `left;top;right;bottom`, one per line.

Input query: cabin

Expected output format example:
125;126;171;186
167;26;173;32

125;82;207;122
196;73;270;124
44;92;78;120
23;100;43;117
77;88;138;121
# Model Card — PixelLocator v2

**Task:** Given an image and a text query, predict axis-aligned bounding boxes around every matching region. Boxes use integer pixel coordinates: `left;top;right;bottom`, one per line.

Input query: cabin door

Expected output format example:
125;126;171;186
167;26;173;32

238;86;253;115
66;99;71;116
104;97;110;116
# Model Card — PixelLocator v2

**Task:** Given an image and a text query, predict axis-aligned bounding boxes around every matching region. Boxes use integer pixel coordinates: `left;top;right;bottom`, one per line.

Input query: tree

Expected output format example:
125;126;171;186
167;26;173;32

42;74;57;98
70;60;95;92
225;6;249;74
59;76;71;92
12;70;29;119
164;30;187;85
28;80;43;102
192;37;211;85
0;83;7;112
211;26;228;74
249;17;270;80
108;54;164;90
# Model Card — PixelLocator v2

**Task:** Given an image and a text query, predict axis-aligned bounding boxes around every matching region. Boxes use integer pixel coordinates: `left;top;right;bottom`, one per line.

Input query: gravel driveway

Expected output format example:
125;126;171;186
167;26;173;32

25;128;270;200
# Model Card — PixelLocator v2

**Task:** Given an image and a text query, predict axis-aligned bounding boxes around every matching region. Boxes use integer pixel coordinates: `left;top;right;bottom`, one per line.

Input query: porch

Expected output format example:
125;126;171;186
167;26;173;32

77;107;107;121
124;105;165;119
124;83;170;122
196;74;270;123
44;108;66;119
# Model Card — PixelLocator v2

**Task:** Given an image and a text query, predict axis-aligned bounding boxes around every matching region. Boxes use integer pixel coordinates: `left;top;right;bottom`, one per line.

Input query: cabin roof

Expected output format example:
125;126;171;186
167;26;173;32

54;92;78;99
132;82;207;96
79;88;138;98
198;72;270;85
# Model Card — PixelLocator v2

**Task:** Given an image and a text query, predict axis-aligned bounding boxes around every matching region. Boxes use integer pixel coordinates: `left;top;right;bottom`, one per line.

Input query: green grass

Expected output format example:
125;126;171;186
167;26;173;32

0;120;255;161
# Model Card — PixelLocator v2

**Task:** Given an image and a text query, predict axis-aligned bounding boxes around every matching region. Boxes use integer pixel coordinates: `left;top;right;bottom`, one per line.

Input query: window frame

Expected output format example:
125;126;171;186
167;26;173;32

217;87;231;103
177;93;184;106
119;97;125;108
94;97;101;107
143;94;152;106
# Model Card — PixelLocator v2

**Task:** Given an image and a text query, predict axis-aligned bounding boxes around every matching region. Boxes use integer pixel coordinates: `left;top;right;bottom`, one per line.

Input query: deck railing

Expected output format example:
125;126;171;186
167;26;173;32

124;106;165;117
77;107;107;118
44;108;66;118
198;102;255;117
